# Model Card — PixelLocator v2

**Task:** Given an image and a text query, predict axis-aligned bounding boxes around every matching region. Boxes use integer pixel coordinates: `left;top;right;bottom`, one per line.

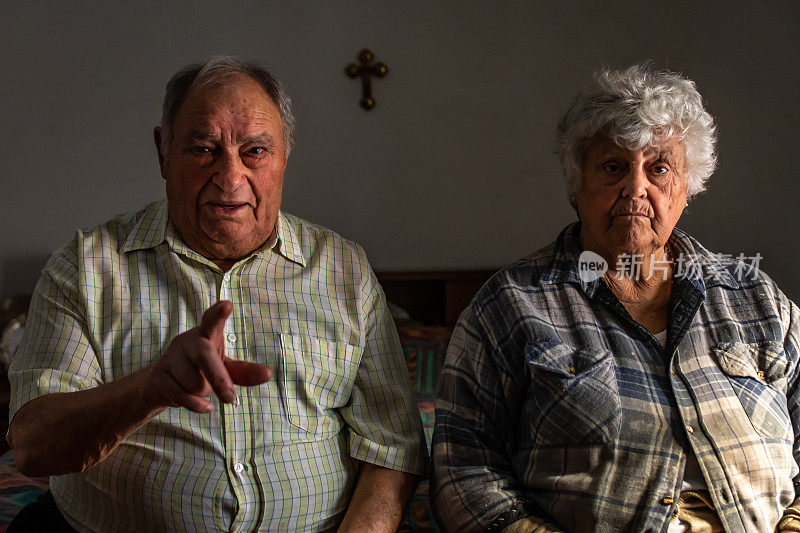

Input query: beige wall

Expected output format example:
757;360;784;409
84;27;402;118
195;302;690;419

2;1;799;300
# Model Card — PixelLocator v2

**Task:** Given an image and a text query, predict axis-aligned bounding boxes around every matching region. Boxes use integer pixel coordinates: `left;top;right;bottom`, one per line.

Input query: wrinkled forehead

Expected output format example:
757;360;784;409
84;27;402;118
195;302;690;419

587;136;685;161
173;75;284;139
179;74;279;119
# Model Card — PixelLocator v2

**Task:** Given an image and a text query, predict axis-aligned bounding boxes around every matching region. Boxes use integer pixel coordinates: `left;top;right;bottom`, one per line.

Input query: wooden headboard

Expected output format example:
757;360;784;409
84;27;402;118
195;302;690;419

376;270;496;329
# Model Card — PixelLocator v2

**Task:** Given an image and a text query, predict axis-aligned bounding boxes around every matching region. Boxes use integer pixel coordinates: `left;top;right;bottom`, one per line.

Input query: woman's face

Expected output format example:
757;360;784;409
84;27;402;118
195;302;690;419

575;137;689;261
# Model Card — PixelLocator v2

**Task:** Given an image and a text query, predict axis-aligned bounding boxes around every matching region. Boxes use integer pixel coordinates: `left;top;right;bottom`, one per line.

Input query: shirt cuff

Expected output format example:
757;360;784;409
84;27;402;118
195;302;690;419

348;433;428;476
9;369;97;422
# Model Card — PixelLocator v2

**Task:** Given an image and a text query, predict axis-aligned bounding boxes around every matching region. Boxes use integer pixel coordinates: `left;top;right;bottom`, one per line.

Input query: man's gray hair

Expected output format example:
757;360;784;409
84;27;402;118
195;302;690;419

556;64;717;207
159;56;296;157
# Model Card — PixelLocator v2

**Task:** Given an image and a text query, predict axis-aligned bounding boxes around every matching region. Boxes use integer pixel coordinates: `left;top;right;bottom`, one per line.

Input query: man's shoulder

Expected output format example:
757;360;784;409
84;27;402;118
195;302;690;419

280;211;369;263
31;201;165;298
73;200;164;249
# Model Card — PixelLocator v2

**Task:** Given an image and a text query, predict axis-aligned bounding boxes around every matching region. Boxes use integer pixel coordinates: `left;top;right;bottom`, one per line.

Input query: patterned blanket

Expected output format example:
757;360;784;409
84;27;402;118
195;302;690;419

0;450;48;532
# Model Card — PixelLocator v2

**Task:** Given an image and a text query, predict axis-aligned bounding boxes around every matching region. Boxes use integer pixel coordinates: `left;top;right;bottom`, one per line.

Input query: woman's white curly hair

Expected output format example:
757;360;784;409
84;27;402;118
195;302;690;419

556;64;717;207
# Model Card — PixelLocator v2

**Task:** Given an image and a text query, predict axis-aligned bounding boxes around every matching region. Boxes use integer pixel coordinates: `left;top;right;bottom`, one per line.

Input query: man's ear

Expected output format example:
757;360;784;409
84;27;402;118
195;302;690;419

153;127;168;179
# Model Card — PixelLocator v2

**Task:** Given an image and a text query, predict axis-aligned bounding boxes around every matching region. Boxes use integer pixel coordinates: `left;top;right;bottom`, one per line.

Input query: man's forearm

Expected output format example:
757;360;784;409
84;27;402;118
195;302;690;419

9;367;163;476
338;462;420;532
10;302;270;478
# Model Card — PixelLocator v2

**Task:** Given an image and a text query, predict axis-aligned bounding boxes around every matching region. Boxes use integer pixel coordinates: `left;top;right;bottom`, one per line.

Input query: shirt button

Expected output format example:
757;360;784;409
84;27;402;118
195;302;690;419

233;395;240;407
234;462;244;473
757;370;766;380
685;425;694;434
661;496;674;505
566;365;576;374
226;332;237;344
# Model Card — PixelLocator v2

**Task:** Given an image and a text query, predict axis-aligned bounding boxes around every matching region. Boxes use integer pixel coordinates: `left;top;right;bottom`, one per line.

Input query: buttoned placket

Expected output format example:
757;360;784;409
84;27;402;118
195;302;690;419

662;285;738;530
669;343;742;532
592;277;728;530
218;269;251;530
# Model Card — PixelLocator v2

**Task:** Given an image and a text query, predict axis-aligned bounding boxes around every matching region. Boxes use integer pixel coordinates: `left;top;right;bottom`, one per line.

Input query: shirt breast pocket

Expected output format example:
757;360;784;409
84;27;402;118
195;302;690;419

279;334;362;437
524;340;621;446
712;341;790;440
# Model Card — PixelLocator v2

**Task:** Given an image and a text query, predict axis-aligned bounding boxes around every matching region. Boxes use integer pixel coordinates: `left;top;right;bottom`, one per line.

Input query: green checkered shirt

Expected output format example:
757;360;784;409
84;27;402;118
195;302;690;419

9;199;426;532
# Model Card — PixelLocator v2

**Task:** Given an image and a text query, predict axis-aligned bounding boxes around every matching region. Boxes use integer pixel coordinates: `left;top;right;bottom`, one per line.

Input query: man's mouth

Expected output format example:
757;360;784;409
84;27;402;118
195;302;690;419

205;202;249;215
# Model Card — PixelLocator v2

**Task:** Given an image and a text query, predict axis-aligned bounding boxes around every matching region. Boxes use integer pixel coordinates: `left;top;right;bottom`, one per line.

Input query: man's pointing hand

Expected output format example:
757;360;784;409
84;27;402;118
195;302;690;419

146;300;272;413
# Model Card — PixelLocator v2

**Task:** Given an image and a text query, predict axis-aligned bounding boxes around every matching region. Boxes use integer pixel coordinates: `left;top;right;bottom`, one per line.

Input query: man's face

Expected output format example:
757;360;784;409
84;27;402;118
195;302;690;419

156;74;287;265
575;137;688;260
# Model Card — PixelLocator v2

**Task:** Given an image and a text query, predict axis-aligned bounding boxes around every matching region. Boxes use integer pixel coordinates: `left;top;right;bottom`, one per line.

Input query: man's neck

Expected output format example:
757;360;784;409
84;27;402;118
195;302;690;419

186;225;278;273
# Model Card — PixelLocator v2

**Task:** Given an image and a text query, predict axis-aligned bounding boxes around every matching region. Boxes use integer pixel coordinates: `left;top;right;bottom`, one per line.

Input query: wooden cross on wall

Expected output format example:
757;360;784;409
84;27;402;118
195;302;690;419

344;49;388;110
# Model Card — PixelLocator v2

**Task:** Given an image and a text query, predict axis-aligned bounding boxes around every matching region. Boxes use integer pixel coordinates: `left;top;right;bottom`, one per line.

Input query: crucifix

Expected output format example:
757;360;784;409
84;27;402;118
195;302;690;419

344;49;388;110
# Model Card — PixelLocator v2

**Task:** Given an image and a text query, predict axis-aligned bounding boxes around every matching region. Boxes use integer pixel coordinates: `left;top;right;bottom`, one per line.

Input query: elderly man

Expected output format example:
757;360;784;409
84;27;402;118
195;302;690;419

8;56;426;531
432;65;800;532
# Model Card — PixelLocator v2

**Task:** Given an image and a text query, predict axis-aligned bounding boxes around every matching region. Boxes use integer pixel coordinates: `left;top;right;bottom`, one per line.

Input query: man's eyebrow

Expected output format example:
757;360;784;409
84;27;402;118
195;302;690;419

240;133;275;145
184;130;276;146
187;130;218;142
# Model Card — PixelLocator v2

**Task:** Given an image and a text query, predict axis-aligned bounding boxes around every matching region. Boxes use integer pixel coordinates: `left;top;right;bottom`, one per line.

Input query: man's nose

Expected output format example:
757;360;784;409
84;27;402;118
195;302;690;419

212;151;247;190
620;165;648;198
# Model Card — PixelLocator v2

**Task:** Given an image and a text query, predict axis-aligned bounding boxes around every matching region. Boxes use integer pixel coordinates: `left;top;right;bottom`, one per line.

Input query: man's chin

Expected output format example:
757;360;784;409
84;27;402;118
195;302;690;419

199;221;273;253
200;222;249;245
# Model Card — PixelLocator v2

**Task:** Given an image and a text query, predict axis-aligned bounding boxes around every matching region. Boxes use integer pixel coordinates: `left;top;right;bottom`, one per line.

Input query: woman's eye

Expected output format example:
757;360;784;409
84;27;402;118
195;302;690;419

601;162;622;173
651;164;669;175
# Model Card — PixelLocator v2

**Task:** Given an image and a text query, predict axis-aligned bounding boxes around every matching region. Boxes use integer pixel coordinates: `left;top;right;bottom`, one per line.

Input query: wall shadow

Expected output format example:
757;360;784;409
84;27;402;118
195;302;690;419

0;254;51;302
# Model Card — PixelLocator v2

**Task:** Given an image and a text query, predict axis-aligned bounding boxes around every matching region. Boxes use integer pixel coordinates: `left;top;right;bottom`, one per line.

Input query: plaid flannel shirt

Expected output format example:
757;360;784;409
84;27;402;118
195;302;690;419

432;222;800;532
9;199;426;532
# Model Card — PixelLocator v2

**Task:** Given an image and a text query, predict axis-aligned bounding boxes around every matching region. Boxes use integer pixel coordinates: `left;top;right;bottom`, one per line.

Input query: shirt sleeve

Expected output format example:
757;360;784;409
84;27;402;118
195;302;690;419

431;304;541;533
339;259;428;476
8;235;103;427
785;299;800;498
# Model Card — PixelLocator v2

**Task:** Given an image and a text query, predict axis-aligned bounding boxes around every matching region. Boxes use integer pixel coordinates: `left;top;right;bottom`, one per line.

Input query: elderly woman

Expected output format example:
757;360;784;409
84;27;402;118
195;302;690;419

431;65;800;532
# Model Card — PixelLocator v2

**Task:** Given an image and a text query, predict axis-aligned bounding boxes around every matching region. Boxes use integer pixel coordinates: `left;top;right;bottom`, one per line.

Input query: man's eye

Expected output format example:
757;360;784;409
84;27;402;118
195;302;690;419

245;146;270;156
191;146;212;155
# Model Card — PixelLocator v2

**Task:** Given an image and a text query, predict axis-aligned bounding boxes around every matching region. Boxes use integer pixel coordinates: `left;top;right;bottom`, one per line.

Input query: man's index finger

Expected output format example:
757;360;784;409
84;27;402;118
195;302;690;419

198;300;233;340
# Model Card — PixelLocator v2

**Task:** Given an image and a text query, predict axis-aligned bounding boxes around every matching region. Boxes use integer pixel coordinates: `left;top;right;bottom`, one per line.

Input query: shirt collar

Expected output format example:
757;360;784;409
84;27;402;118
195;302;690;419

539;222;587;287
121;199;306;268
667;227;740;291
539;221;740;296
120;199;169;253
271;212;306;267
